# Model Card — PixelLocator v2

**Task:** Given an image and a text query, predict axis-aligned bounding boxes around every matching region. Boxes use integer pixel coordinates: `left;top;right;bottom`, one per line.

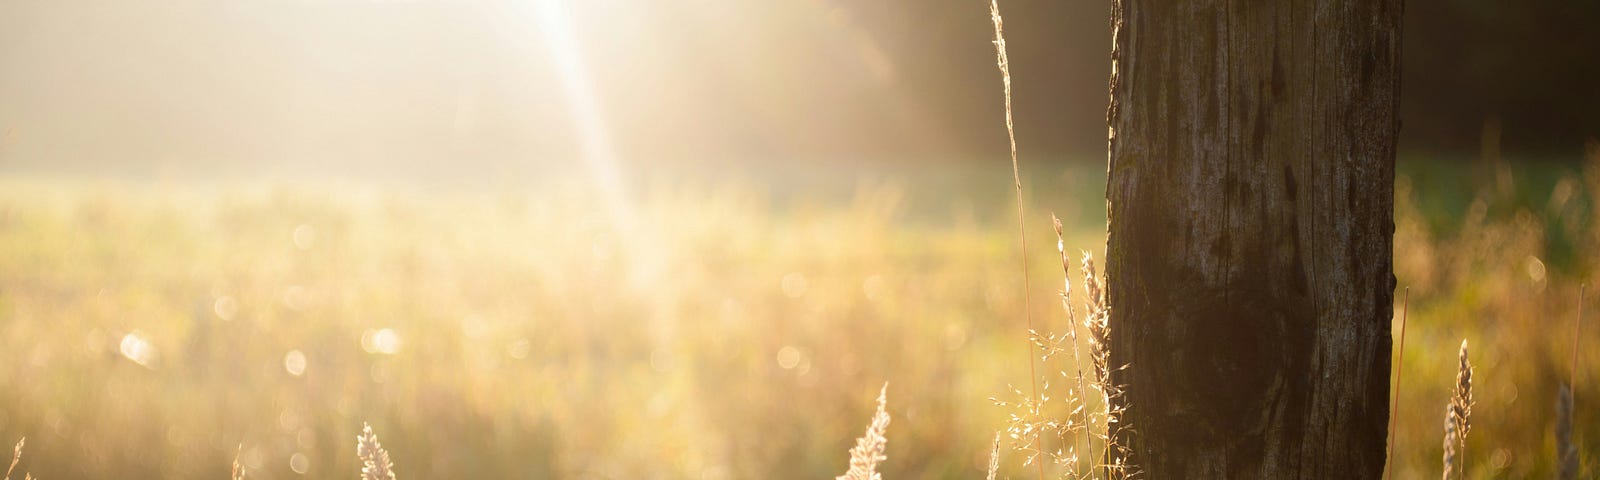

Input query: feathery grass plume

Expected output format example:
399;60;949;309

992;326;1091;475
838;383;891;480
232;444;246;480
1079;253;1135;479
1385;287;1410;480
988;2;1046;478
357;423;396;480
1053;215;1093;471
1557;384;1578;480
986;432;1001;480
1080;253;1111;392
989;223;1121;478
4;438;22;480
1442;340;1472;480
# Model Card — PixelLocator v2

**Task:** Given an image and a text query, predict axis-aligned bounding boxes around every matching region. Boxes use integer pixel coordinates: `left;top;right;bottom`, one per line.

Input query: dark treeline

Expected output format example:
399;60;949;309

850;0;1600;160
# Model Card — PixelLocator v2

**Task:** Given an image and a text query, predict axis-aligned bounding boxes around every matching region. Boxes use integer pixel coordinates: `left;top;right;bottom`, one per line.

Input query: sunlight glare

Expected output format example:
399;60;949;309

119;331;157;369
361;328;403;355
532;0;633;229
284;350;308;376
526;0;668;291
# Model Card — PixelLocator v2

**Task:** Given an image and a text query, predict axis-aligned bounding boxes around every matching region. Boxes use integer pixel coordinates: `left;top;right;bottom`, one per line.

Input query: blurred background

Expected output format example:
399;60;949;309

0;0;1596;478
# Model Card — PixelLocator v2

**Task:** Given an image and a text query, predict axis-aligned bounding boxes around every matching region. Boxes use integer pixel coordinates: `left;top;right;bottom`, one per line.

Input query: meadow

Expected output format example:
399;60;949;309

0;157;1592;479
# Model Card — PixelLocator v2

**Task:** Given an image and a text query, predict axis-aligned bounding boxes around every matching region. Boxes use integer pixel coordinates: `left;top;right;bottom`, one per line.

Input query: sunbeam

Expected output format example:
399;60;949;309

533;0;634;230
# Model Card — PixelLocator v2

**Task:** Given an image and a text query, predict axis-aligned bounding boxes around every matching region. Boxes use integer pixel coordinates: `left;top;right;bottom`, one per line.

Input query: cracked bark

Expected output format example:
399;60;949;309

1104;0;1401;477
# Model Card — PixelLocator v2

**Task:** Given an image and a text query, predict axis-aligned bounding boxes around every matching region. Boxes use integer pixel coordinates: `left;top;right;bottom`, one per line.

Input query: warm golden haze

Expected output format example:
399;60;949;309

0;160;1592;476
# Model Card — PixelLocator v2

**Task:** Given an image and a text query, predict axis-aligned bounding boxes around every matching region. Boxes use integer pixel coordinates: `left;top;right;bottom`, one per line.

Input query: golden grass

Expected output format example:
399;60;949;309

990;223;1135;480
231;445;245;480
1052;215;1092;475
0;155;1594;478
357;423;396;480
0;175;1103;478
1386;287;1411;480
1557;384;1577;480
986;432;1001;480
5;438;23;480
988;2;1048;477
1443;340;1473;480
836;384;890;480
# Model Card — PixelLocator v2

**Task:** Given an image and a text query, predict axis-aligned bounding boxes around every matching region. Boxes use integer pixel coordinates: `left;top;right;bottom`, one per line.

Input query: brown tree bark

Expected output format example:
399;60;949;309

1103;0;1401;477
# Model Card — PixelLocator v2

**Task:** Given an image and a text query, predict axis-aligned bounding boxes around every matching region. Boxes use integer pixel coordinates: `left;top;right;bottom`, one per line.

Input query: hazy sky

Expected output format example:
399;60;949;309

1;0;1115;176
2;0;1594;177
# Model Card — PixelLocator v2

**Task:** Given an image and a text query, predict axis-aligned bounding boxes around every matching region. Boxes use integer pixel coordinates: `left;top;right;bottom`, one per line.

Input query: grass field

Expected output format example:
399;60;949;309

0;158;1593;478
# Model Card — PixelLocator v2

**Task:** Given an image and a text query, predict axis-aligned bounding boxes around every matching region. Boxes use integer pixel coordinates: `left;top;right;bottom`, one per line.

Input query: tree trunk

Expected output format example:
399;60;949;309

1103;0;1401;477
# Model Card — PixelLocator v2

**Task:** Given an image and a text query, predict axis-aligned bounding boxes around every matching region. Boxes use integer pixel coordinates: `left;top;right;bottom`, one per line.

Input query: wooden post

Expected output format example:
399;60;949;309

1104;0;1402;476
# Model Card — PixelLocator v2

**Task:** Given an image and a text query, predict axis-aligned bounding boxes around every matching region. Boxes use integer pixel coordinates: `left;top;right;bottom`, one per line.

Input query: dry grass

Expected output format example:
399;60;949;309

1079;254;1110;395
990;222;1135;480
1574;284;1585;393
985;1;1062;476
357;423;396;480
1053;215;1092;475
1557;384;1577;480
0;175;1088;478
231;446;245;480
836;384;890;480
4;438;23;480
988;2;1048;478
989;3;1134;477
986;432;1002;480
988;2;1135;476
0;155;1597;477
1079;253;1134;480
1443;340;1473;480
1558;285;1583;480
1385;288;1411;480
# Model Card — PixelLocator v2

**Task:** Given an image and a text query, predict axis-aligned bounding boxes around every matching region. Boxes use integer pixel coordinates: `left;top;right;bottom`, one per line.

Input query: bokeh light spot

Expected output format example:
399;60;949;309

776;346;802;370
1524;255;1546;283
292;224;316;250
284;350;307;376
289;452;309;474
507;338;531;360
361;328;403;355
213;296;239;321
118;331;157;369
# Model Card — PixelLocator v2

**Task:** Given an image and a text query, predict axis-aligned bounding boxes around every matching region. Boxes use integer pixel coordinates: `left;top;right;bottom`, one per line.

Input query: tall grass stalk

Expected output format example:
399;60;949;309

987;1;1045;479
1053;215;1092;476
1559;284;1584;479
4;438;21;480
1443;340;1472;480
1385;287;1410;480
987;432;1002;480
1557;384;1577;480
1573;284;1584;401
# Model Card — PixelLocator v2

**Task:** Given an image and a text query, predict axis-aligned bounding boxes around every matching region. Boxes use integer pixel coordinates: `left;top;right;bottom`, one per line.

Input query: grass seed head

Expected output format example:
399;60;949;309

357;423;396;480
837;383;890;480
